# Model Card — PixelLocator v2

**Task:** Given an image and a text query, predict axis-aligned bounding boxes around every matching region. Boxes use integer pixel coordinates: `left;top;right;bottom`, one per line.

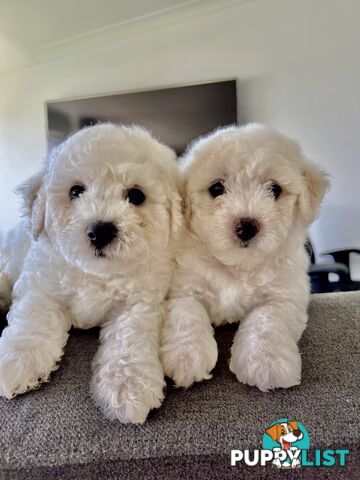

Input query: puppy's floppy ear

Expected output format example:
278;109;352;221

297;161;329;226
168;187;184;240
155;142;185;240
178;177;193;228
288;420;299;431
16;168;46;239
165;167;185;241
265;423;281;442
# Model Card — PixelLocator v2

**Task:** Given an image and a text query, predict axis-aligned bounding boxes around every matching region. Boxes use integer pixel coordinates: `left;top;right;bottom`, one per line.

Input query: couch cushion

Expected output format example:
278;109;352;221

0;292;359;479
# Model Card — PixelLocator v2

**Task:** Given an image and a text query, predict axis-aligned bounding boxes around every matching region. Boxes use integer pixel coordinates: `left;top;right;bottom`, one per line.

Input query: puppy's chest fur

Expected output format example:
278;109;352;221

177;253;277;326
65;274;122;328
201;268;267;326
61;268;165;329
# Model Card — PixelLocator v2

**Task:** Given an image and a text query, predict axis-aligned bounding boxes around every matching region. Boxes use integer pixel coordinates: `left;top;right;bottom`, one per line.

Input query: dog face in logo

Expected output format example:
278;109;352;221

266;420;304;468
266;420;304;450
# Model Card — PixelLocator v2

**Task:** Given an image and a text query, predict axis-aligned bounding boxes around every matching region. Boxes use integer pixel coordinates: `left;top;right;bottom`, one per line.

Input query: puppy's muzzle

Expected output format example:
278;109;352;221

234;218;260;243
87;222;118;251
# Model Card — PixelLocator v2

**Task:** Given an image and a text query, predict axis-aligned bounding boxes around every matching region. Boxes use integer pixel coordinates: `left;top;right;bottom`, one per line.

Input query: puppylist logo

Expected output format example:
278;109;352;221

231;418;350;469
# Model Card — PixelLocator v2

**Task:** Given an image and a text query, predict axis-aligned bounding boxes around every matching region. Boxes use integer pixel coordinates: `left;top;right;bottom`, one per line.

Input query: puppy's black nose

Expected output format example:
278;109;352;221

293;429;302;438
87;222;118;250
235;218;260;242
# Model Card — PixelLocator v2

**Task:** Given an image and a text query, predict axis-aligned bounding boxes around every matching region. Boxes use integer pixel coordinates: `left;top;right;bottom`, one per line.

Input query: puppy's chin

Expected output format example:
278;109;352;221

211;245;263;269
205;234;286;270
59;249;132;276
47;231;111;273
55;234;154;276
60;248;120;276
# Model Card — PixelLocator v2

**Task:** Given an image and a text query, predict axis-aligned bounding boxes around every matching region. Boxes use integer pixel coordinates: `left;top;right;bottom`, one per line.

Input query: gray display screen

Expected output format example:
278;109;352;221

46;80;237;155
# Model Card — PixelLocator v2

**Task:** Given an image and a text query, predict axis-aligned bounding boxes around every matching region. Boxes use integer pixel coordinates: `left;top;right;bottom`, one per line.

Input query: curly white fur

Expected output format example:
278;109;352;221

160;124;329;391
0;124;182;424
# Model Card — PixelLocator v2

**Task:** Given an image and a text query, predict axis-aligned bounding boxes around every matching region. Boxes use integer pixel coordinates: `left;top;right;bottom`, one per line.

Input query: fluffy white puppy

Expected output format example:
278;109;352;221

160;124;329;392
0;124;182;424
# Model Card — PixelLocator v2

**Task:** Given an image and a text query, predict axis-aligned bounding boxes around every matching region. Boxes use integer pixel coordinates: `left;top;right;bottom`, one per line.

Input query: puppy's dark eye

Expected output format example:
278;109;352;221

209;181;225;198
126;187;146;206
69;185;85;200
269;182;282;200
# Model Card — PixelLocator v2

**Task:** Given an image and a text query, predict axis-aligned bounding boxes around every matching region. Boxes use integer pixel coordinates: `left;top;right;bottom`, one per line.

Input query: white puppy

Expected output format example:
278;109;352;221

0;124;182;424
160;124;328;391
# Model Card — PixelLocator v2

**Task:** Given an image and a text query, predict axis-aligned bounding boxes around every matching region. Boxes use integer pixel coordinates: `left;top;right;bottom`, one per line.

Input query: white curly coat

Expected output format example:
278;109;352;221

160;124;329;392
0;124;182;424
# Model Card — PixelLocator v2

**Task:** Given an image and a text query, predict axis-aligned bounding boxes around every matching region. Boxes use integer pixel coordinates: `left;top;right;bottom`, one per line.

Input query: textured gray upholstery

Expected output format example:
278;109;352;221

0;292;359;479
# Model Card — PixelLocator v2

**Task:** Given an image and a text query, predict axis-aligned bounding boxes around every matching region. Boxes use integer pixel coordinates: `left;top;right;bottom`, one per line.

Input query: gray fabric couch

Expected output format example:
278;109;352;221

0;292;359;479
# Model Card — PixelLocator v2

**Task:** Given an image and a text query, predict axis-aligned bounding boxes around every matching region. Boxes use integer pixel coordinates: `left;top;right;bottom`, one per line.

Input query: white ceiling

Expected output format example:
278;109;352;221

0;0;201;74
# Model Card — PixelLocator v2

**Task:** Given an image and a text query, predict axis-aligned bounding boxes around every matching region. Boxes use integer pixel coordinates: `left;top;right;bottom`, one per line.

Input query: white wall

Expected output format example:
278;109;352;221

1;0;359;273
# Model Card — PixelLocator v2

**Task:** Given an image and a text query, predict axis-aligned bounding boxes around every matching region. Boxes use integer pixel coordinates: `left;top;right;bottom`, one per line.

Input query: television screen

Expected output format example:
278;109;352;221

46;80;237;155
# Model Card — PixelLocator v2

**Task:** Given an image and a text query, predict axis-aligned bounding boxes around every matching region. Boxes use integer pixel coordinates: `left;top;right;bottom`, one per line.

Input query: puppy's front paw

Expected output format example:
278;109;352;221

230;340;301;391
161;335;218;388
0;338;60;398
91;363;165;424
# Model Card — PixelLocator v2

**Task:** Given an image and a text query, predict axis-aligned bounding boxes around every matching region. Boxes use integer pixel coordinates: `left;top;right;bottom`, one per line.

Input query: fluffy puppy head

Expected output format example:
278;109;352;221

181;124;329;268
18;124;182;275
